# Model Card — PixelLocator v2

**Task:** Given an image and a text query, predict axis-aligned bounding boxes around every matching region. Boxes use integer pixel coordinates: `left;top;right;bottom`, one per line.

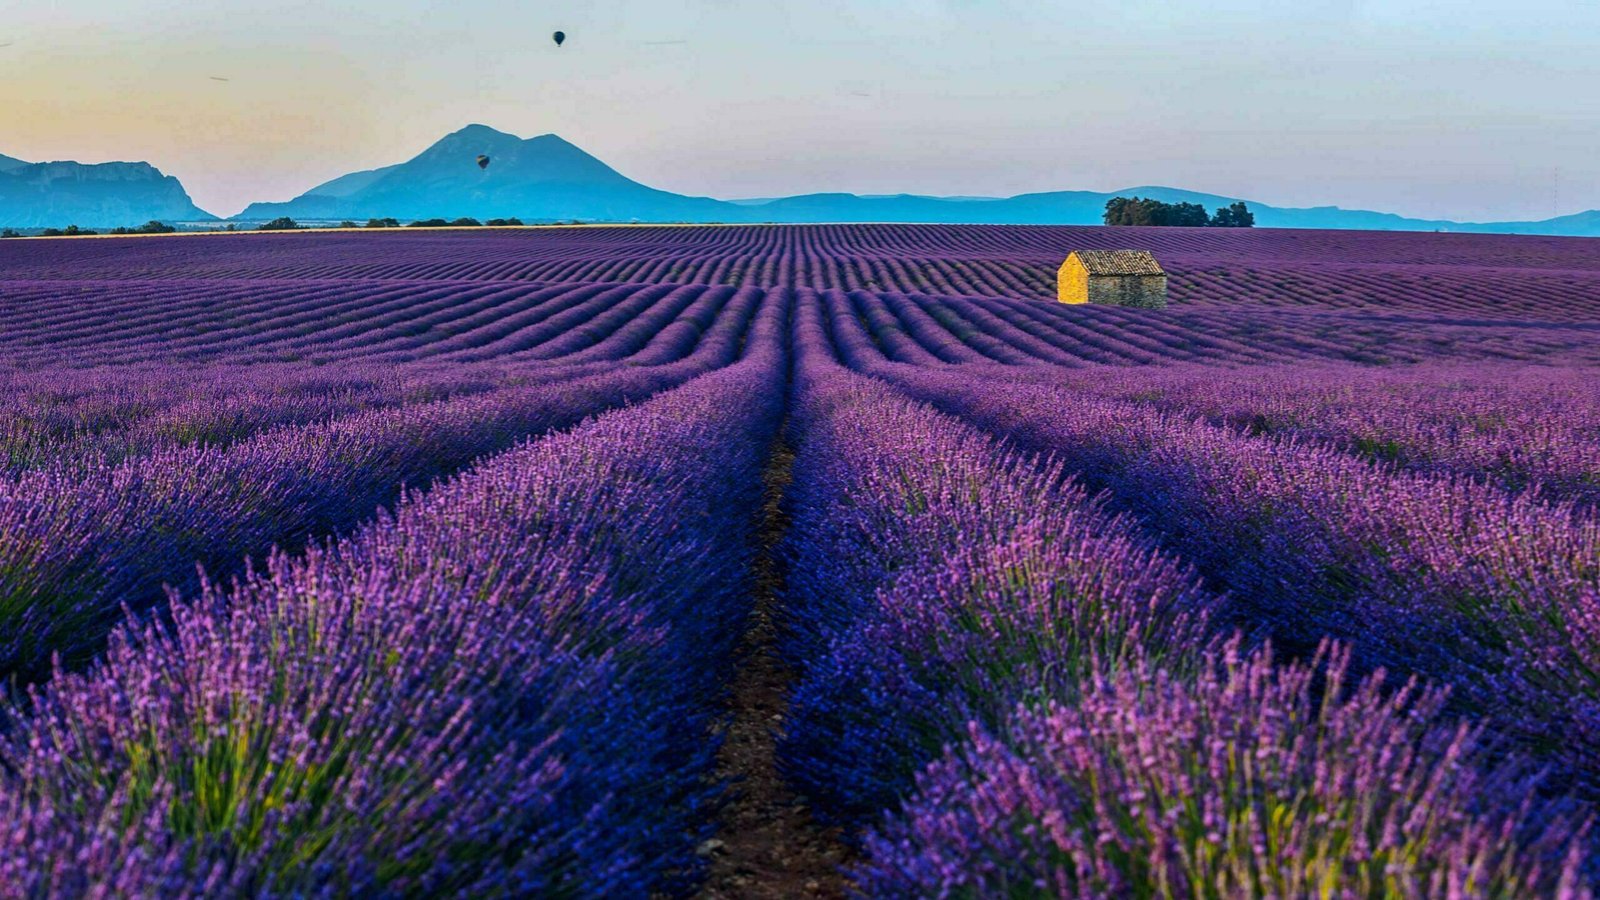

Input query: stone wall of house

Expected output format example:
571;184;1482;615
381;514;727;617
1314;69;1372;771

1088;275;1168;309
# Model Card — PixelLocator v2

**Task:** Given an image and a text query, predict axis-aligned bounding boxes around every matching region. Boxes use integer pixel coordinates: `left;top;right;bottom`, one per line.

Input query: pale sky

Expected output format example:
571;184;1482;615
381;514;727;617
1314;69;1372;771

3;0;1597;221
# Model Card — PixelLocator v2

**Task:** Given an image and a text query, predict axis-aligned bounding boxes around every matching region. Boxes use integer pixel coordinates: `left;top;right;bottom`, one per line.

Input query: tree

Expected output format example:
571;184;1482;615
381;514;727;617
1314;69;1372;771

0;229;18;238
1105;197;1208;227
1165;202;1208;227
111;220;176;235
257;217;300;231
448;217;483;227
408;218;450;228
338;221;358;229
485;217;524;227
1105;196;1254;228
366;218;400;228
1211;201;1255;228
1106;197;1151;226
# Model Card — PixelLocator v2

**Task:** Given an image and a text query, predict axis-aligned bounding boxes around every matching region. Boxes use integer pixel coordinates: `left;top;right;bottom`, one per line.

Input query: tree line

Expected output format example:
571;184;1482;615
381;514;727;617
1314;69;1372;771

1;217;535;238
255;217;528;231
1103;197;1255;228
1;221;177;238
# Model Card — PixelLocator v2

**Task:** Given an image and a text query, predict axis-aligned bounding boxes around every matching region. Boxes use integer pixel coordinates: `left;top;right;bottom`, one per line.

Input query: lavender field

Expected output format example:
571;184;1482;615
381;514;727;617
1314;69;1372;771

2;224;1599;896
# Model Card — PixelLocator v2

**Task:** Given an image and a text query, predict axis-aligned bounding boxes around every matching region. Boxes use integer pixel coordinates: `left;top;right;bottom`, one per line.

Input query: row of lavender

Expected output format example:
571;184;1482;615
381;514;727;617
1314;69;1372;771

7;227;1600;320
0;343;784;893
0;279;754;367
973;361;1600;509
0;363;516;474
7;279;1599;371
885;367;1600;770
829;288;1600;368
13;225;1600;279
811;289;1600;506
784;297;1597;893
0;287;767;684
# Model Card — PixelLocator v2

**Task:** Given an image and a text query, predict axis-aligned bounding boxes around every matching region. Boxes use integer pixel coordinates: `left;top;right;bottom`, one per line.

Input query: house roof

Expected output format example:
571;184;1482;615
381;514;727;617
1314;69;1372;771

1068;249;1166;276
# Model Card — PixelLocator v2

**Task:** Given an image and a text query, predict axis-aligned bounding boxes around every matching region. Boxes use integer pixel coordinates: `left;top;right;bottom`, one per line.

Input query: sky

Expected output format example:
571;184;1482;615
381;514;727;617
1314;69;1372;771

3;0;1597;220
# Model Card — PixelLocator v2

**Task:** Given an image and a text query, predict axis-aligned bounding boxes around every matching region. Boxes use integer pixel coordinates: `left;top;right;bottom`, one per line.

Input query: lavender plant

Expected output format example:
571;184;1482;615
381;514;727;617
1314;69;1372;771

0;347;784;894
778;300;1220;827
877;364;1600;792
856;641;1591;899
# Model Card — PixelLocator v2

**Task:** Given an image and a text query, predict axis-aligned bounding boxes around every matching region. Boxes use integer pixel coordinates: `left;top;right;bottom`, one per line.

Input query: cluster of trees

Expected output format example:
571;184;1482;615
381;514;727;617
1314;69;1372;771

110;221;176;235
404;217;525;228
1103;197;1255;228
41;225;98;236
14;216;609;237
253;217;529;231
2;220;180;238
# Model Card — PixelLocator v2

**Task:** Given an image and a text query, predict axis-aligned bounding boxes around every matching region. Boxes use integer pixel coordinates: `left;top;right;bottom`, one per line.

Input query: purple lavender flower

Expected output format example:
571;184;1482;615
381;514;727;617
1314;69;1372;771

856;641;1592;898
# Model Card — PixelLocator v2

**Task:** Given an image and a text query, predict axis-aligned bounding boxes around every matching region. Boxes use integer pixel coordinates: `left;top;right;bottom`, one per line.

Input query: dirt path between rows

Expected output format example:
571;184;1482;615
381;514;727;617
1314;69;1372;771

698;438;852;899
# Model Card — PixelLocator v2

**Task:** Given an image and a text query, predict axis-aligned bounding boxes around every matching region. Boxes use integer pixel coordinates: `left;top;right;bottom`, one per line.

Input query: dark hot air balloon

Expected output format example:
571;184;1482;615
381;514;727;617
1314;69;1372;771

552;31;566;47
476;155;490;170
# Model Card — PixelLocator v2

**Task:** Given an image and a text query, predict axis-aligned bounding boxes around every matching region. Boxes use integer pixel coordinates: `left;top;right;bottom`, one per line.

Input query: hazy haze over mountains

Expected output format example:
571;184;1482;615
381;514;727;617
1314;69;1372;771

5;125;1600;236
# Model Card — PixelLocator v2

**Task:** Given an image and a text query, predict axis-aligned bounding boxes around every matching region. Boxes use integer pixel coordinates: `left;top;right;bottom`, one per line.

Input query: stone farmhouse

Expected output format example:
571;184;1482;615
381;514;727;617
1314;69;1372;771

1057;250;1168;308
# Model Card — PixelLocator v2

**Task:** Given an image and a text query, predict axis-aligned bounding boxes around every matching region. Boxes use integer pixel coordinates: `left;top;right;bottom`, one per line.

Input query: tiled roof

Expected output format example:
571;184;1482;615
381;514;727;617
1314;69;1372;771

1069;249;1166;276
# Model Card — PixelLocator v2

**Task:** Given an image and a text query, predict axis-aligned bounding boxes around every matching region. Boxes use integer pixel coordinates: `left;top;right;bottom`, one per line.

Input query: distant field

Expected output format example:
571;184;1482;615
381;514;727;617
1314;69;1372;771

1;224;1598;895
4;224;1600;366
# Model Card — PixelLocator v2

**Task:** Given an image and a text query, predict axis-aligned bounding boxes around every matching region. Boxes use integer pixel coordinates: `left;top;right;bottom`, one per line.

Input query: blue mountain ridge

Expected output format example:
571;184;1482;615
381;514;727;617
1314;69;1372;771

5;125;1598;235
232;125;1600;236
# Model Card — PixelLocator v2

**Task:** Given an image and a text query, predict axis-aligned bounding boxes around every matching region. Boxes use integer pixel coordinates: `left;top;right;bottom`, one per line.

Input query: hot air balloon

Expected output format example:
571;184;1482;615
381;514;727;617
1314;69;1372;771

476;155;490;170
552;31;566;47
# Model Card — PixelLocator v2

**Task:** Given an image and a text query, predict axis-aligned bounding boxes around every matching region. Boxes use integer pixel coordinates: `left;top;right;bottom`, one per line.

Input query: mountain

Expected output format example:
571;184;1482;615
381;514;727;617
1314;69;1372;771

233;127;1600;236
0;159;215;228
1450;208;1600;237
726;187;1473;230
236;124;732;222
729;186;1600;235
305;164;403;198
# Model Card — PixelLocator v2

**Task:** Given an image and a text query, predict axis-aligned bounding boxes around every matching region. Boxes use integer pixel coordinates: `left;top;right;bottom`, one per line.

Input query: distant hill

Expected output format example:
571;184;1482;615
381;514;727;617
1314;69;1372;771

1451;208;1600;237
0;159;215;228
231;126;1600;237
726;187;1474;231
236;124;733;223
8;127;1583;236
